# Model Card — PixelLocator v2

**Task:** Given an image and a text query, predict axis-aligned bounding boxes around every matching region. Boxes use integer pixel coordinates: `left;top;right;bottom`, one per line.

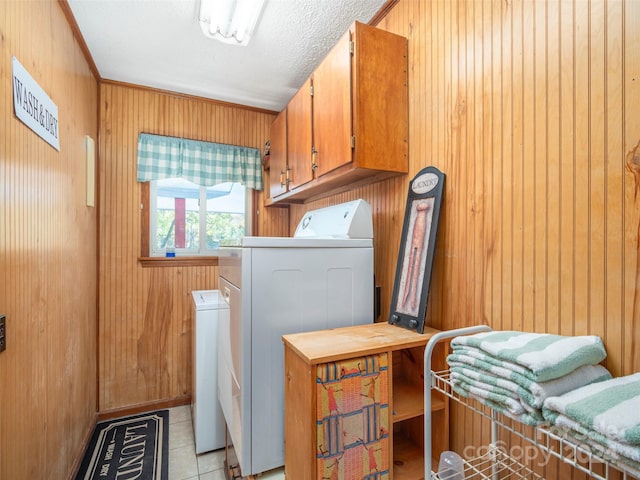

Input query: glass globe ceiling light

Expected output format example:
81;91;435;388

199;0;266;46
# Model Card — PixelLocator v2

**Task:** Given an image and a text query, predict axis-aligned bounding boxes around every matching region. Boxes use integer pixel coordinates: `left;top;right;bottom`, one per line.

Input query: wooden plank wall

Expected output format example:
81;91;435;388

0;1;99;479
290;1;640;477
98;83;281;411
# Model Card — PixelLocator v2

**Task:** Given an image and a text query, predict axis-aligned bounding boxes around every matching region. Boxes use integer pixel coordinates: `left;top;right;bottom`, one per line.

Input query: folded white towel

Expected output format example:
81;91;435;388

451;331;607;382
549;413;640;464
450;371;528;415
543;373;640;446
447;357;611;410
450;379;545;426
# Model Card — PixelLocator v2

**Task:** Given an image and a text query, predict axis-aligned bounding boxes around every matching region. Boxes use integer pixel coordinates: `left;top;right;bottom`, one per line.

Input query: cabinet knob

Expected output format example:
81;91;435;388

409;319;418;329
390;314;399;324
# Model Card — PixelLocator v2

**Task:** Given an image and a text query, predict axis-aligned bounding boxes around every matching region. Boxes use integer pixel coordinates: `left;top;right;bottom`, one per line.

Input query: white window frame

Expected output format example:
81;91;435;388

149;179;252;257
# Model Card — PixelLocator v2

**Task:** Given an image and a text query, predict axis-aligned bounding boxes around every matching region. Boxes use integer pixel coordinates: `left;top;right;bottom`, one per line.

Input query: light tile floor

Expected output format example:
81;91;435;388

168;405;285;480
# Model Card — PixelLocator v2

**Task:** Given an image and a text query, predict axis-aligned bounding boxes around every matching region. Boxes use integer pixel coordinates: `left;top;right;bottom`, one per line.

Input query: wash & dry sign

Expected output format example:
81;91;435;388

12;56;60;151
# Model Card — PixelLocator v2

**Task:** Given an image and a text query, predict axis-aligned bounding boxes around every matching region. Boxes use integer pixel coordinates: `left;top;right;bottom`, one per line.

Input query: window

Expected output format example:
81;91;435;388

136;133;263;263
148;178;251;257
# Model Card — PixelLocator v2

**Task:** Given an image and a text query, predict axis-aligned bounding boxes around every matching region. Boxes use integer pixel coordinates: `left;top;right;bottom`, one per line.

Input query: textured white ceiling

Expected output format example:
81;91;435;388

67;0;387;112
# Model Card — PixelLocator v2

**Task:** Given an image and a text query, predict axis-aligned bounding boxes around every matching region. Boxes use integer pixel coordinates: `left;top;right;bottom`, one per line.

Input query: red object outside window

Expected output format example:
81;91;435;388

175;198;186;248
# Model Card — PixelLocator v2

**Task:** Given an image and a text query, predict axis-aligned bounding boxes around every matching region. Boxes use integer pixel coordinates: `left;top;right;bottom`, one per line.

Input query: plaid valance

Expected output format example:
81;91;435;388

136;133;263;190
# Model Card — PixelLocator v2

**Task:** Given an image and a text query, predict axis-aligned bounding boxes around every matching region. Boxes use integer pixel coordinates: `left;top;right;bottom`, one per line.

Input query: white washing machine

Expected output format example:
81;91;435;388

217;199;374;476
191;290;226;454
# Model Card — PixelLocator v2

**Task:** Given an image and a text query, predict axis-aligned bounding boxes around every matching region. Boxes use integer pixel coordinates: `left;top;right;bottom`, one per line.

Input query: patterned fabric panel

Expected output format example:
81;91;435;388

316;353;390;480
136;133;263;190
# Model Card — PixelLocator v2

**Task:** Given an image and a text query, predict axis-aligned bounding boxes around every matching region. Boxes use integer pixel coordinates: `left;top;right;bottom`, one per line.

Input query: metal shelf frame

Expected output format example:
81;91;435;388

423;326;638;480
431;445;545;480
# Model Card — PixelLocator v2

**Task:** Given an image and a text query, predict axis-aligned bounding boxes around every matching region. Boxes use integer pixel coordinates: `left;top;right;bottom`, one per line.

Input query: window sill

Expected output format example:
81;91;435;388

138;256;219;268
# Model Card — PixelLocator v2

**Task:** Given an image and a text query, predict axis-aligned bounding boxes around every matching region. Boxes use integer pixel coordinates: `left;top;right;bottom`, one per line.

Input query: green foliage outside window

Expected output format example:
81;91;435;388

156;209;244;249
207;212;245;247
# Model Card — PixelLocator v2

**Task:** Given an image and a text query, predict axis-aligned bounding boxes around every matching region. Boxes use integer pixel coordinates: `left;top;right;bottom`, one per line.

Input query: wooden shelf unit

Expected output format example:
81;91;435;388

283;323;448;480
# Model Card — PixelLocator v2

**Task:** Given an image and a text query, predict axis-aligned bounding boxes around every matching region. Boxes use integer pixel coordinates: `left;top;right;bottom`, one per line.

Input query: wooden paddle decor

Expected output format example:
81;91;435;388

389;166;445;333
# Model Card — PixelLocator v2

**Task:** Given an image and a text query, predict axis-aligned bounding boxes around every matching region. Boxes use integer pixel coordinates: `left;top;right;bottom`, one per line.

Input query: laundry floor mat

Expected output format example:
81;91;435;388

75;410;169;480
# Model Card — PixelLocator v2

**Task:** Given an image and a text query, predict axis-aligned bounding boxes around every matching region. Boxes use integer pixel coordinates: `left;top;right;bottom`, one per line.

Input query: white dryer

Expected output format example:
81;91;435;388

217;199;374;476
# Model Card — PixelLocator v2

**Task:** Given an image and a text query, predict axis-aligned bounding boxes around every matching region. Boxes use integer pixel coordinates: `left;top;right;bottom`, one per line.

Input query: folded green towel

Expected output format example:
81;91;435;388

451;331;607;382
451;380;545;426
543;373;640;446
547;412;640;465
450;371;528;414
447;357;612;409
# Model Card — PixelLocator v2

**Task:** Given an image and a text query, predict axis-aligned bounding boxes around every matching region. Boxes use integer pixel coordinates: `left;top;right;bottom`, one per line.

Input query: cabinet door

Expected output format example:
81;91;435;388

269;109;287;198
312;27;352;177
287;77;314;191
352;22;409;172
316;354;390;479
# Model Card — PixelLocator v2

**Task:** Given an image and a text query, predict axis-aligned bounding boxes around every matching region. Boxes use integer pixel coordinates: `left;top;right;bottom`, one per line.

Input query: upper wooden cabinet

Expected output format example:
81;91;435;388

268;108;287;199
312;29;352;177
269;109;288;198
287;77;314;192
266;22;408;205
